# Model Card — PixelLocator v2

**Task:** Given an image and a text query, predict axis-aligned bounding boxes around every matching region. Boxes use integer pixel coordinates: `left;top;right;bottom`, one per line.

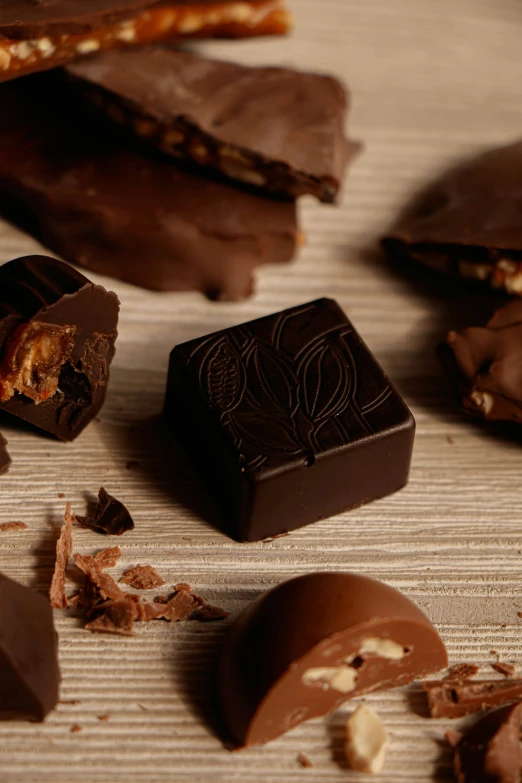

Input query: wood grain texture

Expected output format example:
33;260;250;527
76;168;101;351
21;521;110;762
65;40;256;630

1;0;522;779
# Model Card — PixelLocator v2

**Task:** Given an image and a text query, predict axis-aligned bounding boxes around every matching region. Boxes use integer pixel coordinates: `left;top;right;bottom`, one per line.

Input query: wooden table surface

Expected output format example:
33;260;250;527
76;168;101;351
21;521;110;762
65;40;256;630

2;0;522;780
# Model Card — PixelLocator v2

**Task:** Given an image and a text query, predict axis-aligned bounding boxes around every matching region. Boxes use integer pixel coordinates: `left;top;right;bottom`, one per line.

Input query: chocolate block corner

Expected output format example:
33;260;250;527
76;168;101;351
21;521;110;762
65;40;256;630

164;298;415;542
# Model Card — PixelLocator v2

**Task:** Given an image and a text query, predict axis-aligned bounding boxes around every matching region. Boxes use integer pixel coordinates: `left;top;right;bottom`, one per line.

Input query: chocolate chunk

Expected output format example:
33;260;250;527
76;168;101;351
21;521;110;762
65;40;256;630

451;702;522;783
119;564;165;590
0;256;119;440
0;521;27;532
443;300;522;424
423;678;522;718
493;662;516;677
0;572;60;721
0;1;292;83
218;572;448;748
0;80;298;300
165;298;415;542
384;142;522;296
76;488;134;536
444;663;480;681
191;603;230;622
49;502;74;609
66;47;360;203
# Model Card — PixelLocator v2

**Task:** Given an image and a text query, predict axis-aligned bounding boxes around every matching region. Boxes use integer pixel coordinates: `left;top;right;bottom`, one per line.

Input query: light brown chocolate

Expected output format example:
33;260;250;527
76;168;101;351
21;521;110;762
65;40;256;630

423;678;522;718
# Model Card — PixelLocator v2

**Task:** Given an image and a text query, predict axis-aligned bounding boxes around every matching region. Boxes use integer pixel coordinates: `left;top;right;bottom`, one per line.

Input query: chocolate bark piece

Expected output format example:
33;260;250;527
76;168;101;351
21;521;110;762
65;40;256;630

65;47;359;204
0;80;298;300
75;488;134;535
451;702;522;783
0;572;60;721
0;433;11;476
443;300;522;423
423;678;522;718
384;142;522;296
0;256;119;440
0;1;292;83
218;572;448;748
165;298;415;543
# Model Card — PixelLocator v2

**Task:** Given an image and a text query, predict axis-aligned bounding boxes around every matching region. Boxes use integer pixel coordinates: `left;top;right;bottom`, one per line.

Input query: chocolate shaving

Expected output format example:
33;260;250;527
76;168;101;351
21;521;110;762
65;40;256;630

75;487;134;535
119;564;165;590
424;678;522;718
85;598;137;637
297;753;313;768
50;502;74;609
0;521;28;532
94;546;122;570
73;553;124;601
142;589;198;622
443;663;480;681
191;604;230;622
492;662;516;677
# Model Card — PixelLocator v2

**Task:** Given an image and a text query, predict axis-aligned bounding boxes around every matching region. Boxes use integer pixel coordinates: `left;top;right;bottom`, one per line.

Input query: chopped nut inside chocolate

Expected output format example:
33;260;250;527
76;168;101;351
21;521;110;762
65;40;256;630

345;704;388;774
119;564;165;590
0;321;75;404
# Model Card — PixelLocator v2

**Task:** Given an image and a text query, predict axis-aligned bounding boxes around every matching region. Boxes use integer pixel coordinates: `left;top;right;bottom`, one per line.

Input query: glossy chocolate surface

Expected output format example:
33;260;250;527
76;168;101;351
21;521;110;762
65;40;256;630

218;572;448;747
0;256;119;441
0;79;297;299
0;572;60;721
66;47;358;202
165;298;415;542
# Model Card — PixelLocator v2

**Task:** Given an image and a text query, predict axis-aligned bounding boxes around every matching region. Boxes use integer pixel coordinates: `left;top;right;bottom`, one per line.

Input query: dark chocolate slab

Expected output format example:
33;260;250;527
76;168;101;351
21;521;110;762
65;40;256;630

0;572;60;721
165;298;415;542
0;256;119;441
0;79;297;299
384;142;522;296
65;47;359;203
219;573;447;747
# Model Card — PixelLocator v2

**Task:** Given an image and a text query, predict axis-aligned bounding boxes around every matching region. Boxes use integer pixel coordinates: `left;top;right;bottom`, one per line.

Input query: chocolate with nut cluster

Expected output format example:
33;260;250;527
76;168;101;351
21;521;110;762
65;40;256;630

218;572;448;747
443;300;522;424
0;79;298;299
384;142;522;297
65;47;360;203
0;1;292;83
0;572;60;721
165;298;415;542
0;256;119;441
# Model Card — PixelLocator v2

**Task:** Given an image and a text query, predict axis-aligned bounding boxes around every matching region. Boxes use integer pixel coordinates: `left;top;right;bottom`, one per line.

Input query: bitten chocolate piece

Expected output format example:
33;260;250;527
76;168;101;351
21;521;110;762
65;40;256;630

0;1;292;83
0;572;60;721
0;80;297;299
424;678;522;719
443;300;522;423
76;488;135;535
218;572;448;748
451;702;522;783
384;142;522;296
0;256;119;440
66;47;359;203
165;298;415;542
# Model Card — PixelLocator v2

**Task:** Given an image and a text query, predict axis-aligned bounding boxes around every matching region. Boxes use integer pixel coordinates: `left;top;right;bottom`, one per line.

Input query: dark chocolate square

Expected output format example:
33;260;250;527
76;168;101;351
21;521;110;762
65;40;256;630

165;299;415;542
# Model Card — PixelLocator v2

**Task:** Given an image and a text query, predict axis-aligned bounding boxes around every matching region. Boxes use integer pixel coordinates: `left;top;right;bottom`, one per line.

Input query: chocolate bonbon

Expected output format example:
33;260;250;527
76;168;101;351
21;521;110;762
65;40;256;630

0;572;60;721
384;142;522;296
443;300;522;424
165;298;415;542
66;47;359;203
424;677;522;718
0;256;119;441
218;572;448;747
0;80;298;299
0;1;291;83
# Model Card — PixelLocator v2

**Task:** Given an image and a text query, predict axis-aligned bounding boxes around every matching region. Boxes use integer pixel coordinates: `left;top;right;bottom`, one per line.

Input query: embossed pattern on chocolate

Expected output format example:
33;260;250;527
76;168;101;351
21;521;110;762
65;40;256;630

165;299;415;542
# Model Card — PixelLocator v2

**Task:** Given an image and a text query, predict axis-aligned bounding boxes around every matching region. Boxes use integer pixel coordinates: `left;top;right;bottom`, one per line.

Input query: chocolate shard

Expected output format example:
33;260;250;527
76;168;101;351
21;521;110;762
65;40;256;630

0;256;119;441
119;564;165;590
452;702;522;783
84;597;137;637
442;300;522;424
0;80;298;300
218;572;448;748
49;502;74;609
94;546;122;570
73;552;125;601
65;47;360;204
75;488;134;536
0;433;11;476
444;663;480;681
0;1;292;84
0;572;60;721
423;678;522;718
165;298;415;543
384;141;522;296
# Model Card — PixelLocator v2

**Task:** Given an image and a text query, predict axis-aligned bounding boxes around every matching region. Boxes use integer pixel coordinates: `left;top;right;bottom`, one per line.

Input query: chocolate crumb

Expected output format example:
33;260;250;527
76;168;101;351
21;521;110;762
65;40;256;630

58;493;65;499
50;503;74;608
138;704;149;711
191;603;230;622
297;752;313;768
492;662;516;677
119;564;165;590
75;487;134;535
490;650;498;655
97;714;110;721
444;663;480;681
518;612;522;619
70;724;82;733
447;436;455;445
0;521;28;532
